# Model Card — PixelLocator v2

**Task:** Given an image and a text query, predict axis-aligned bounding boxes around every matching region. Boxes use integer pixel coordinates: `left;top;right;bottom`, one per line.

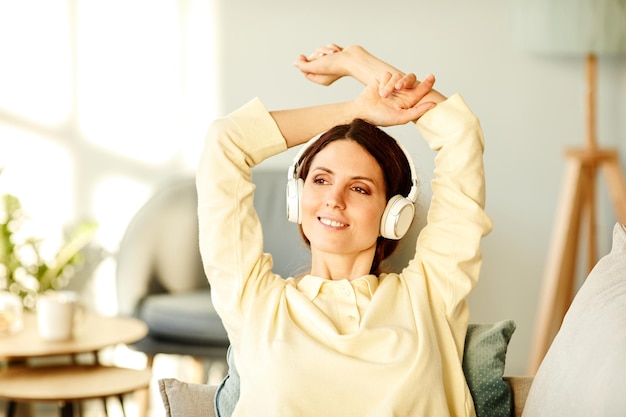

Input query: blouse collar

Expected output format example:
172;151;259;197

296;274;379;301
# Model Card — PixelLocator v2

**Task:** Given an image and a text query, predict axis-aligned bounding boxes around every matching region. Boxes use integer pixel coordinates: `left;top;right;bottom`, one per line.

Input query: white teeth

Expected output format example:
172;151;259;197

320;218;346;227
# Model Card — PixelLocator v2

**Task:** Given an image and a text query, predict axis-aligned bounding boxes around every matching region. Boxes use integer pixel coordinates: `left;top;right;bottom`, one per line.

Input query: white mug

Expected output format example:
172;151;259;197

36;291;82;341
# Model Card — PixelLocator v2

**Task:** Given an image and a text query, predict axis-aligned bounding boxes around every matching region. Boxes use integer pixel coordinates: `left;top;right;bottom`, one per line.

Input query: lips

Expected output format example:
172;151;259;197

318;217;348;228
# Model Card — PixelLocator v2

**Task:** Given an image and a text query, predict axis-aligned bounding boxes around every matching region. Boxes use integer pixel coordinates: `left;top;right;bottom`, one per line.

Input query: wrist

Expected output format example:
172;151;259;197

347;96;372;125
342;45;399;86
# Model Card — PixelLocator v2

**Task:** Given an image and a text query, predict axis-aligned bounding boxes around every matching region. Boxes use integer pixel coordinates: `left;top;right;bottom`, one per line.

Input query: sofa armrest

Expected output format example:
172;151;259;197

504;376;533;417
159;379;217;417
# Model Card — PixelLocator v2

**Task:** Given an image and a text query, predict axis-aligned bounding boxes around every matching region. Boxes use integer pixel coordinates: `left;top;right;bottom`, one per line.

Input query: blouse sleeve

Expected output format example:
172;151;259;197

405;93;493;319
196;98;287;339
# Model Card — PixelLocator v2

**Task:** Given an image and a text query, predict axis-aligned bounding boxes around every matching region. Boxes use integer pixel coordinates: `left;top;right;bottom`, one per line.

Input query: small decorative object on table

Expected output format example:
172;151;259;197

0;291;23;335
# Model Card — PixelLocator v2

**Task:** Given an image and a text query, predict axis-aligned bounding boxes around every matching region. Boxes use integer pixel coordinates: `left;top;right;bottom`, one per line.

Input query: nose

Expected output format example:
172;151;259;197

325;185;345;209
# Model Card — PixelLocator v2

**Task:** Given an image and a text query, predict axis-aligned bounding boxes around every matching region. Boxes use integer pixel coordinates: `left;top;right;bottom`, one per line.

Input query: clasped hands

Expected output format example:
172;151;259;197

293;44;438;126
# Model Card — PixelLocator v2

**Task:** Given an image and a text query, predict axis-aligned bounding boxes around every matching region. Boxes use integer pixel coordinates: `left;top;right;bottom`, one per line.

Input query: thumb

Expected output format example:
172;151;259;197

409;102;437;123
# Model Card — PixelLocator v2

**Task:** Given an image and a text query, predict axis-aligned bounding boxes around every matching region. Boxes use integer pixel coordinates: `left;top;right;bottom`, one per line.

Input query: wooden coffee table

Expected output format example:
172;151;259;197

0;313;151;417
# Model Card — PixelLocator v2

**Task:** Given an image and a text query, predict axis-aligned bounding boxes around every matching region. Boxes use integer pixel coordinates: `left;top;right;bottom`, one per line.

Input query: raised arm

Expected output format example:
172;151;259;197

273;44;447;148
294;44;447;105
271;82;435;150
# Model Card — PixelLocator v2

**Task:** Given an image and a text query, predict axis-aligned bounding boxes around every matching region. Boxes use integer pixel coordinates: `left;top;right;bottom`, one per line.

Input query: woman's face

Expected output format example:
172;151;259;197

300;139;387;260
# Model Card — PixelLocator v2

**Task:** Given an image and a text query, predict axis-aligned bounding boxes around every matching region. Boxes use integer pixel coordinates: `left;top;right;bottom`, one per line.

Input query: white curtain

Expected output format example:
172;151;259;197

0;0;217;313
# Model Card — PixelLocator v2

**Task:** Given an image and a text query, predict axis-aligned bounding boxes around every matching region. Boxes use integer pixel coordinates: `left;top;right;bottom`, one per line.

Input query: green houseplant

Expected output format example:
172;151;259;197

0;193;98;310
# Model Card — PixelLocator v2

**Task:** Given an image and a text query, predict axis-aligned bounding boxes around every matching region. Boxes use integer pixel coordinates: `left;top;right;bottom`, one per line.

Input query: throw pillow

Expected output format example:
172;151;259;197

463;320;516;417
215;321;516;417
215;345;239;417
522;223;626;417
159;378;217;417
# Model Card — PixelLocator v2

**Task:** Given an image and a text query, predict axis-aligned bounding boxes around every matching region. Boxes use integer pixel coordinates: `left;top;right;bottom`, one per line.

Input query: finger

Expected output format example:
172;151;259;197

395;73;417;90
377;71;394;97
293;55;309;71
414;101;437;118
381;73;404;98
324;43;343;53
308;46;339;61
384;102;435;126
414;73;435;96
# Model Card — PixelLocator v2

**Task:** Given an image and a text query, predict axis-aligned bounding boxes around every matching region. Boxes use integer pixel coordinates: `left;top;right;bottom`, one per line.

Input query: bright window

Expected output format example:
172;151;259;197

0;0;217;314
0;0;72;124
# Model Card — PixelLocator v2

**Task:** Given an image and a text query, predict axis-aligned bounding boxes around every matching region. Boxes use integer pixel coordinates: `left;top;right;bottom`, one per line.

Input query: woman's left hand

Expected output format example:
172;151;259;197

354;73;437;126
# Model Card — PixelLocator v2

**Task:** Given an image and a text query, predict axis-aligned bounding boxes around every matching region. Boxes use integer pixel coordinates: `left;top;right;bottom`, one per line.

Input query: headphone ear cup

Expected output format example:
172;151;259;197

380;195;415;240
286;178;304;223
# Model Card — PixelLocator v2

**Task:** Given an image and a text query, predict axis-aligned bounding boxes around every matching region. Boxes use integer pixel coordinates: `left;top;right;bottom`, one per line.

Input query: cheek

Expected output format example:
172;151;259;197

372;210;385;234
358;201;386;234
299;187;316;214
299;188;319;232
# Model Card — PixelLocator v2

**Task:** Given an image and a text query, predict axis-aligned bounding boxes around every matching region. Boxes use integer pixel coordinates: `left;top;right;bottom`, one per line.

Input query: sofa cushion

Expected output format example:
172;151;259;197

213;320;515;417
522;223;626;417
463;320;516;417
139;290;229;345
215;346;239;417
504;377;533;417
159;378;217;417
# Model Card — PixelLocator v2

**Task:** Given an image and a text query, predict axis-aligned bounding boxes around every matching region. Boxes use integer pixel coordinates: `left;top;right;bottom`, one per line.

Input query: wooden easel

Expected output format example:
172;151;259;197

527;54;626;375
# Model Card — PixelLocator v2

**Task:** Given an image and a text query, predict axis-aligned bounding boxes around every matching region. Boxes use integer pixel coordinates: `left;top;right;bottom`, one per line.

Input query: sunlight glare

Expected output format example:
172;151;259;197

0;0;72;124
77;0;181;164
181;0;219;169
0;125;73;250
92;176;151;252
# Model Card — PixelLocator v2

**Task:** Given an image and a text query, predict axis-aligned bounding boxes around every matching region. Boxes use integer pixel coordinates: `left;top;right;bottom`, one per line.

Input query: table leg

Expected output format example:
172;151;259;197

118;394;127;417
102;397;109;416
59;401;74;417
6;400;16;417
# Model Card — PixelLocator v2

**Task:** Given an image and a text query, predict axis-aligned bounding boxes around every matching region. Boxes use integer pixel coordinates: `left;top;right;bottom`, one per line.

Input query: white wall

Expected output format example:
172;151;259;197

211;0;626;375
0;0;623;377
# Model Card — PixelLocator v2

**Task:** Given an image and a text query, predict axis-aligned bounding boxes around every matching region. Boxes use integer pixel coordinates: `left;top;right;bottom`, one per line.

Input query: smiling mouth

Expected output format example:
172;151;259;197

319;217;348;228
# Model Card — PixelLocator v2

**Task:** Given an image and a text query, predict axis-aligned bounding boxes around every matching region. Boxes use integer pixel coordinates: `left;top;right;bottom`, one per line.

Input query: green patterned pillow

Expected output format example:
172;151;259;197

463;320;516;417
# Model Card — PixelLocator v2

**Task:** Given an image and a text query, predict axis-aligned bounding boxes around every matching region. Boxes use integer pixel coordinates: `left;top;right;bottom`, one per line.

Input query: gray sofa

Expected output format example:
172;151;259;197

152;166;626;417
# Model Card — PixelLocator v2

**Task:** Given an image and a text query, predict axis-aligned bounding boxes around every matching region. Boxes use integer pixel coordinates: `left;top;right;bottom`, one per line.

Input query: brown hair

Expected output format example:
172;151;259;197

297;118;415;275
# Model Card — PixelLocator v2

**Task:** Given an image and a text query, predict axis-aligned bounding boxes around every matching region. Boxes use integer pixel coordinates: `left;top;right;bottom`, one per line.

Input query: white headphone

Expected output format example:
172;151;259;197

286;136;418;240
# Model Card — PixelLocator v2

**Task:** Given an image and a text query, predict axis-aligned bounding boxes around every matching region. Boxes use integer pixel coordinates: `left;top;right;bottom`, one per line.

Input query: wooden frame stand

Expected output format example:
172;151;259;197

527;53;626;374
527;147;626;374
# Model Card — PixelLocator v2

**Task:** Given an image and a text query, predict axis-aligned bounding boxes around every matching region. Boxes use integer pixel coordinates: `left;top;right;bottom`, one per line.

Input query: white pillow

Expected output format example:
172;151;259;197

522;223;626;417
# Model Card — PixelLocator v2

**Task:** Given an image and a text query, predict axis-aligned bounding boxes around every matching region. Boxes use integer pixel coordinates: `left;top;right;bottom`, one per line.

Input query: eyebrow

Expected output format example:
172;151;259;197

311;166;378;186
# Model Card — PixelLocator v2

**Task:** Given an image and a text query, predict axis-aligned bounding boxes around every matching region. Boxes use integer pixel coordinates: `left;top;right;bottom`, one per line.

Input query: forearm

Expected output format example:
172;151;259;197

408;94;493;316
270;101;361;148
341;45;447;105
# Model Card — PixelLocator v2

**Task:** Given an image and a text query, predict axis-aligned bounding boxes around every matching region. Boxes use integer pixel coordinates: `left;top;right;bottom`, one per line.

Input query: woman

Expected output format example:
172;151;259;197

197;44;492;417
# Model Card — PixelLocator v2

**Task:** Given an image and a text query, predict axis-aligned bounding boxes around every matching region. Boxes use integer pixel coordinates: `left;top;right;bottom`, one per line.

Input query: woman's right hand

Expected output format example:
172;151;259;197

294;45;431;101
293;43;347;86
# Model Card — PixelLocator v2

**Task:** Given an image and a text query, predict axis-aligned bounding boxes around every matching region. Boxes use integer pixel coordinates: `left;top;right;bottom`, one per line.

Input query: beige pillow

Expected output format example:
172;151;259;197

522;223;626;417
159;378;217;417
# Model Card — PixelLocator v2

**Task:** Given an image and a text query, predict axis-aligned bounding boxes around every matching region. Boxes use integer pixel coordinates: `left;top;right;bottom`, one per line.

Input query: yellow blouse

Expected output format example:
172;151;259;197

197;94;493;417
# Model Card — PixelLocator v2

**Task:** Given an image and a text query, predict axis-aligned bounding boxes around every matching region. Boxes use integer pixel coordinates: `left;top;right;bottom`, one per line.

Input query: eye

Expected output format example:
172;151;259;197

352;186;370;195
313;176;329;185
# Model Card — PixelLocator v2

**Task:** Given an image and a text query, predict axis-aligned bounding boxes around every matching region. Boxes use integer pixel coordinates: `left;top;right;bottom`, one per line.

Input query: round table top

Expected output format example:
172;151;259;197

0;313;148;360
0;365;152;402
